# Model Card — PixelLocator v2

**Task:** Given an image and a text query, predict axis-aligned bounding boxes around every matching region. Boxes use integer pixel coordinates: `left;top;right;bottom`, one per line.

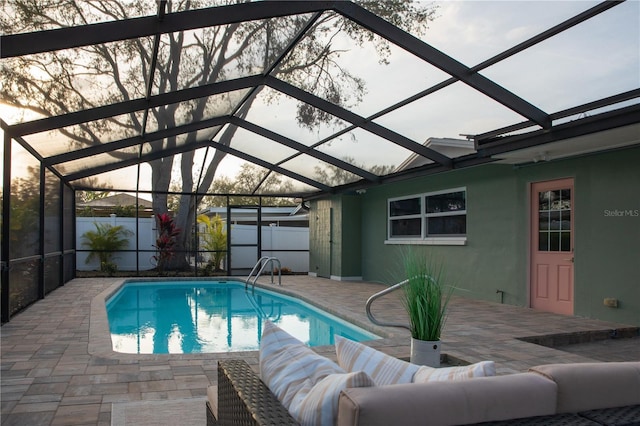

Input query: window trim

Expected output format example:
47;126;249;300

386;187;467;245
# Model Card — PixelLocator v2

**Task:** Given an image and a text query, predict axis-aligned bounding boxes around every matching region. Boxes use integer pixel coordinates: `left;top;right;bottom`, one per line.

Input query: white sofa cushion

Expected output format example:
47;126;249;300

294;371;374;426
259;321;375;426
259;321;345;410
335;335;421;385
412;360;496;382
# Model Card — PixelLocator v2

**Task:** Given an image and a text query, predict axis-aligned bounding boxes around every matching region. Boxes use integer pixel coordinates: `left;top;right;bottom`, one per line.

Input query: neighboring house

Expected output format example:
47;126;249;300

77;193;153;216
309;128;640;326
198;205;309;227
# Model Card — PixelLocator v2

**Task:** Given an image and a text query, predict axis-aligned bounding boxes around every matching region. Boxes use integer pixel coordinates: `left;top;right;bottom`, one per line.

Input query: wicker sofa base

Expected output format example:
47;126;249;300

209;359;298;426
207;359;640;426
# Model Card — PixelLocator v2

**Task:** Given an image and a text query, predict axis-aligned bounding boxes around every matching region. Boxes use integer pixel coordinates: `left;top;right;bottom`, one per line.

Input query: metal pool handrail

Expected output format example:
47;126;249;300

365;278;411;331
246;256;282;290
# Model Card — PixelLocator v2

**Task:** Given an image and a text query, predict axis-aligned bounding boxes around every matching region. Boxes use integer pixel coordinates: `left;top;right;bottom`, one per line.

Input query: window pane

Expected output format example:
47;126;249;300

427;216;466;236
539;211;550;231
560;210;571;231
426;191;465;214
549;232;560;251
539;231;549;251
561;232;571;252
390;198;421;217
390;218;422;238
549;211;561;230
539;191;550;211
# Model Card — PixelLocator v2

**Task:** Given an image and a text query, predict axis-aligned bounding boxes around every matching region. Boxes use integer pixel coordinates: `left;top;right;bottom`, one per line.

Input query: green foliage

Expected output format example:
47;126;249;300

112;205;137;217
400;250;452;341
204;164;297;207
197;214;227;272
75;189;112;204
81;223;132;273
76;204;140;217
314;156;396;186
101;261;118;276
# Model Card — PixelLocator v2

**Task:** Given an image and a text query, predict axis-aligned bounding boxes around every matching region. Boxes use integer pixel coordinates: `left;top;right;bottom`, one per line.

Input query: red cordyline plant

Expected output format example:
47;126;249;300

153;213;181;274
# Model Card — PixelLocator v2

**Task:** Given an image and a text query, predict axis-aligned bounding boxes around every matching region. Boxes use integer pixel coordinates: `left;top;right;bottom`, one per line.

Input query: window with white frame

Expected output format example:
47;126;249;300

388;188;466;241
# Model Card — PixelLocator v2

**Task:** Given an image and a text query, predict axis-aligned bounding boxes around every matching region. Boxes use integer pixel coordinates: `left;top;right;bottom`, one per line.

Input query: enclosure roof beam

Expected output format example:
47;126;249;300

266;76;454;168
9;75;263;137
334;1;552;129
45;116;230;166
63;133;331;193
1;1;338;58
207;140;332;192
474;89;640;144
230;117;379;182
476;104;640;157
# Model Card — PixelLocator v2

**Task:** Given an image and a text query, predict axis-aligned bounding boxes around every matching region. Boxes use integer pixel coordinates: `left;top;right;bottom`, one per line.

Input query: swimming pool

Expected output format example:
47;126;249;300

105;280;379;354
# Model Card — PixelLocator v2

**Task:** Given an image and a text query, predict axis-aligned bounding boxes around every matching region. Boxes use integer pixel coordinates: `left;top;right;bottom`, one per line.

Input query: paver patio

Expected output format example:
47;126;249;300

1;276;638;425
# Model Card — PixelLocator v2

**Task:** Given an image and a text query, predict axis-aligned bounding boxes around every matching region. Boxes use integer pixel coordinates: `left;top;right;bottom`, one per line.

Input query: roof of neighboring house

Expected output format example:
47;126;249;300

78;193;153;208
199;206;309;223
395;138;476;172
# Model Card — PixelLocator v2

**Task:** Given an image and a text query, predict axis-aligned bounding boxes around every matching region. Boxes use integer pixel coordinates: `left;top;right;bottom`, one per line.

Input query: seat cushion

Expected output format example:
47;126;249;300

337;373;558;426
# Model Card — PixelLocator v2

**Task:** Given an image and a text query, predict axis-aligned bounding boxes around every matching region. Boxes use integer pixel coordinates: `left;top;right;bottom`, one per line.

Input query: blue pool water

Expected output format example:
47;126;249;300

105;280;379;354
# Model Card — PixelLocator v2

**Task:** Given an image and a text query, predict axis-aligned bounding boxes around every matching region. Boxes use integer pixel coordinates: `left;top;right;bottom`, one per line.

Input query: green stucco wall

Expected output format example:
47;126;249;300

352;146;639;326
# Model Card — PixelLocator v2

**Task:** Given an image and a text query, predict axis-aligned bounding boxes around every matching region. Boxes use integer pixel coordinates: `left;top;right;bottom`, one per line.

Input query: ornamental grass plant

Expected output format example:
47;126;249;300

401;250;453;342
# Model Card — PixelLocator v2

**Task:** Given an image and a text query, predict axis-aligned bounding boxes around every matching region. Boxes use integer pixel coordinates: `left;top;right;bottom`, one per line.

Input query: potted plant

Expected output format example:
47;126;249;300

400;250;452;367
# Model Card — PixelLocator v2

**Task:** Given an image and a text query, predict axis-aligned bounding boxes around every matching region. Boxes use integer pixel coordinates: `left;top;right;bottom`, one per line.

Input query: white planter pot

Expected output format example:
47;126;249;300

410;337;441;367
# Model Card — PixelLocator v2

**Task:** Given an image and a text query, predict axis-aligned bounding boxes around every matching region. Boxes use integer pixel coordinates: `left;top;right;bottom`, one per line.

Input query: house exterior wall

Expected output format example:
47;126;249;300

309;195;363;280
336;145;639;326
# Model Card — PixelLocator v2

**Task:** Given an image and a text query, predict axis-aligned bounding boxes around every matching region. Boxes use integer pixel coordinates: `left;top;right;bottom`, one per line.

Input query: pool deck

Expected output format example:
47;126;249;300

1;276;638;425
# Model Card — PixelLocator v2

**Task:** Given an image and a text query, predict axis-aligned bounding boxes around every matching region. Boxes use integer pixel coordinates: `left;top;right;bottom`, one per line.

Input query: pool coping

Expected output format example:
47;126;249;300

88;277;395;360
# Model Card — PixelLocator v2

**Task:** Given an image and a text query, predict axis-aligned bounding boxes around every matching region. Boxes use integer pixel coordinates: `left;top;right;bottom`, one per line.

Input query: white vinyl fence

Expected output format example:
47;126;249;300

76;216;155;271
229;224;309;272
77;217;309;272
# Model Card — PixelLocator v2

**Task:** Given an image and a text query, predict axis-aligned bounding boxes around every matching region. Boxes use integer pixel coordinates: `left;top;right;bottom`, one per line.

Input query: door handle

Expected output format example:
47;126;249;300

564;257;574;263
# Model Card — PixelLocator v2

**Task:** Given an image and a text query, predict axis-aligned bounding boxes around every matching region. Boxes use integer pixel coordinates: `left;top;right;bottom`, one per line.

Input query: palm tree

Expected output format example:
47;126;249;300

81;223;132;274
197;214;227;273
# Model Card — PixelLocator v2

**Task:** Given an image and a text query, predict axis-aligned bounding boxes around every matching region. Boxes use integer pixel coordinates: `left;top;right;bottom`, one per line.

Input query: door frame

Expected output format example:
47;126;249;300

529;177;575;315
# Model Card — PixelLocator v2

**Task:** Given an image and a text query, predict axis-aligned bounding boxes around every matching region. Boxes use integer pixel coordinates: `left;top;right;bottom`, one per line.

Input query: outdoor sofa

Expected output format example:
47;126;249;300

207;359;640;426
206;321;639;425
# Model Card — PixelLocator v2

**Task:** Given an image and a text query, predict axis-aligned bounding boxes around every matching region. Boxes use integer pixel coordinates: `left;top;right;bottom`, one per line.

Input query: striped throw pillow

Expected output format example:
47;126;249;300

292;371;374;426
335;335;421;385
259;321;345;411
412;360;496;383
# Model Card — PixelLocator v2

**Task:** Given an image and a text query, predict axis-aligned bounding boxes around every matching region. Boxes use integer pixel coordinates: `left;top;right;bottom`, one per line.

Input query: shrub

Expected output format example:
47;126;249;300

81;223;132;274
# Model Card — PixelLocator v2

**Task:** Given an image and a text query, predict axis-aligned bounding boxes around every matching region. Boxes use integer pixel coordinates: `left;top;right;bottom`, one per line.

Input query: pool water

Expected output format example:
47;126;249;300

105;281;379;354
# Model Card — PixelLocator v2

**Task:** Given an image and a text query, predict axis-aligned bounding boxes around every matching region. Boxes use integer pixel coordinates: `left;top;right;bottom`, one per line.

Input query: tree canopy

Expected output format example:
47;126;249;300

1;0;437;268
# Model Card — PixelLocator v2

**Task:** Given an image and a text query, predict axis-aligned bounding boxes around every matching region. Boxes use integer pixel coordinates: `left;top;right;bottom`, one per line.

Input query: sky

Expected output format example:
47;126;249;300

2;0;639;192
